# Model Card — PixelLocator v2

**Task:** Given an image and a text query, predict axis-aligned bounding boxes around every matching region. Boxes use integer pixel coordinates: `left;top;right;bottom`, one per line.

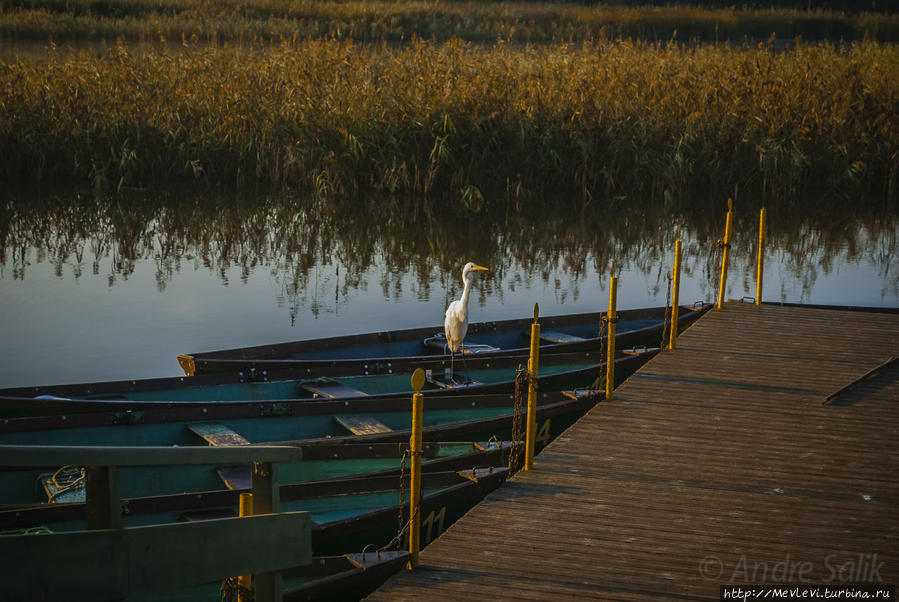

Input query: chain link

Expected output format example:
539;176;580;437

509;365;526;471
220;577;252;602
661;270;673;349
394;446;409;551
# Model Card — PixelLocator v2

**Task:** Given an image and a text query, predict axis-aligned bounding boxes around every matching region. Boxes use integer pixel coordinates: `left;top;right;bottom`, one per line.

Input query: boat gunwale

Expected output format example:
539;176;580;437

0;389;588;433
185;305;706;375
0;349;635;406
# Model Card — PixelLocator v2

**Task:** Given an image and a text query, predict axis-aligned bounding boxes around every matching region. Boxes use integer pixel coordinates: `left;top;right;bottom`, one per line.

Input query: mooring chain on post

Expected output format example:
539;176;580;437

220;577;253;602
597;314;607;380
393;447;410;552
509;365;526;471
661;271;673;350
712;239;725;306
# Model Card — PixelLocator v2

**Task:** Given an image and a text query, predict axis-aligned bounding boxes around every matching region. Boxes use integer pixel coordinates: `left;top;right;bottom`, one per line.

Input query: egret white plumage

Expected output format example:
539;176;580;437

444;262;489;379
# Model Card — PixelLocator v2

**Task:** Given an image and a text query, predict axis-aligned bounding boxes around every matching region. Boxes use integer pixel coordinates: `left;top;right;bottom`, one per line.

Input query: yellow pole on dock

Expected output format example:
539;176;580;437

408;368;425;569
606;264;618;400
237;492;253;602
669;228;682;350
756;207;766;306
524;303;540;471
717;199;734;310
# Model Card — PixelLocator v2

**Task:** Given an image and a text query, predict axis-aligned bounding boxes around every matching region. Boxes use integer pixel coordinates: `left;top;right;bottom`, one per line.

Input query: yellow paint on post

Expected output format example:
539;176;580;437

717;199;734;310
524;303;540;471
238;492;253;602
606;267;618;400
756;207;766;306
407;368;425;569
669;236;682;350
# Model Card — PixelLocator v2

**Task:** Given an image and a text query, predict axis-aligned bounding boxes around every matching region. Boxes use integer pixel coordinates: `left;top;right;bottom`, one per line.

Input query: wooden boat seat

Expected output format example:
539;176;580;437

425;371;482;390
422;334;500;354
214;465;252;490
187;423;251;447
301;380;369;399
539;330;587;344
334;415;394;436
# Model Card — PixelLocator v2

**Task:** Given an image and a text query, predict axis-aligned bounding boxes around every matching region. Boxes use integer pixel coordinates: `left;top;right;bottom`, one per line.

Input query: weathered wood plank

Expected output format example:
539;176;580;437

335;414;394;435
187;422;252;446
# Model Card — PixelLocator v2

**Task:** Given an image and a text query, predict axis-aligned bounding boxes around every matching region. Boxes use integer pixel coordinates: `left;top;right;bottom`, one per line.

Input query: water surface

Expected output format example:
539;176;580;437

1;192;895;388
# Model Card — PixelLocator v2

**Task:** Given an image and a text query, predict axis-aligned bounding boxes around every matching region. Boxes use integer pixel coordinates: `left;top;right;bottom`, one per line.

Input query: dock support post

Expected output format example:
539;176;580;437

525;303;540;471
408;368;426;569
717;199;733;309
756;207;766;306
669;229;682;350
251;462;282;601
238;492;253;602
606;265;618;400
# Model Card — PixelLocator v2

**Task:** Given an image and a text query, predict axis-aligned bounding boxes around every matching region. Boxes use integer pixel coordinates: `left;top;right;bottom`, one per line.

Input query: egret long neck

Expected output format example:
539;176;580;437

458;274;473;320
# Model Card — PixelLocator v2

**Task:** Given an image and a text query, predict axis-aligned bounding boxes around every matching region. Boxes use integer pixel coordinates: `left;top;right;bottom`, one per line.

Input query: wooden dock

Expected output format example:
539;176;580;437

368;303;899;600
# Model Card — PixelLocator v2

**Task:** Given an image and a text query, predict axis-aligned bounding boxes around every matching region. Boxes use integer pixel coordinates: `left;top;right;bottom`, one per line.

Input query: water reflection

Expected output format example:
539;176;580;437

0;190;895;386
3;192;895;304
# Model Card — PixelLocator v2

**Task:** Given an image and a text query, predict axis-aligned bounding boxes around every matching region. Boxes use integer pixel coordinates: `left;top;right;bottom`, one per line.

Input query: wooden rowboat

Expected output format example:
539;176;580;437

0;468;508;556
177;304;707;375
0;349;656;417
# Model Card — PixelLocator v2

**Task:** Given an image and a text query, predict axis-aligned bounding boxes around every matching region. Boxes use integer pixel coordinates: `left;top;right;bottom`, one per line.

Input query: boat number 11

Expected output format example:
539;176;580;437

422;506;446;544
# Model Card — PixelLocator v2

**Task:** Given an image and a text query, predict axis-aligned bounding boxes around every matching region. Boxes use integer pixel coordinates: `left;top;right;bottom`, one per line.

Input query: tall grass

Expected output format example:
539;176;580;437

1;0;898;43
1;37;897;208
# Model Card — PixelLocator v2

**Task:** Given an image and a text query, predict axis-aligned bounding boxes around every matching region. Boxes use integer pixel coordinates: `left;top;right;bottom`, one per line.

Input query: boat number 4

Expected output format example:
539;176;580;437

422;506;446;544
536;419;551;447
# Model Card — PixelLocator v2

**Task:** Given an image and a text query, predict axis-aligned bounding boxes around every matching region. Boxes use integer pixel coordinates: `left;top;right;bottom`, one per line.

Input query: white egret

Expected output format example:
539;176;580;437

444;262;489;379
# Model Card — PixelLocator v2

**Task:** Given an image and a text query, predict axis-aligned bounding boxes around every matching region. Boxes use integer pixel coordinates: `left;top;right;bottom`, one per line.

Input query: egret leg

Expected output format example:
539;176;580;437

450;350;454;380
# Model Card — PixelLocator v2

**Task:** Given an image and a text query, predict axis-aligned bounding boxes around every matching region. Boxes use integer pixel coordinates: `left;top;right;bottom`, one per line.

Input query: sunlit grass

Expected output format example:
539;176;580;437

1;37;897;207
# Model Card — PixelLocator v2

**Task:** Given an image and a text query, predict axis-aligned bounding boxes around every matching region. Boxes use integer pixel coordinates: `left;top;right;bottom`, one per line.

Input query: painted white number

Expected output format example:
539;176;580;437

536;419;552;447
422;506;447;544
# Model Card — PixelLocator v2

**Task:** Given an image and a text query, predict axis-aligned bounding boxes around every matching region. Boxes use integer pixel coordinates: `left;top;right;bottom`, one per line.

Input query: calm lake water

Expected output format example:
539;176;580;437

0;192;895;388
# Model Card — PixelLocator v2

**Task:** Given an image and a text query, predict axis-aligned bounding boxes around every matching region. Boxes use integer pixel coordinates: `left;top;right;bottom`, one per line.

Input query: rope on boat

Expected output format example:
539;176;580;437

47;465;86;503
0;526;52;536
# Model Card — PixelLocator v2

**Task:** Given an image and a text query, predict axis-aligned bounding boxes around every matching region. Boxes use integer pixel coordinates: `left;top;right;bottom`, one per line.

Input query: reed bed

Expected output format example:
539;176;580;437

1;37;897;208
1;0;898;44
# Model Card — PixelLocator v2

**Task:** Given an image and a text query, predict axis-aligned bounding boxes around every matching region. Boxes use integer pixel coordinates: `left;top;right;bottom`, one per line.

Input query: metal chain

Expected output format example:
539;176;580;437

394;447;409;551
599;313;607;366
509;366;526;471
220;577;252;602
661;271;673;349
712;239;725;304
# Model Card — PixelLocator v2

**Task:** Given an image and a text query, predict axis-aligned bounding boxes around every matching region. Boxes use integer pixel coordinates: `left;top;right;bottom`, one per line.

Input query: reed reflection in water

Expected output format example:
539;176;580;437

0;192;895;388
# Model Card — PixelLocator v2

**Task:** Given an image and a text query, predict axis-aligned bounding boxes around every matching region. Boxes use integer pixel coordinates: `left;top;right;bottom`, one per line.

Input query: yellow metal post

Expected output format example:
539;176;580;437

605;265;618;400
756;207;766;306
669;232;682;350
716;198;734;310
238;492;253;602
407;368;425;569
524;303;540;471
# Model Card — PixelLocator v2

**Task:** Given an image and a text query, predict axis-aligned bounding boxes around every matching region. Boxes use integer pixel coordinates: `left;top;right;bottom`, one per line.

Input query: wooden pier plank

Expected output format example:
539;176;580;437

368;303;899;601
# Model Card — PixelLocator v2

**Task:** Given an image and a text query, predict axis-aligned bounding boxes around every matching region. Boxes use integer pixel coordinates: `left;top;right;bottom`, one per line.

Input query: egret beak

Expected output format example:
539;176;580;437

472;265;489;272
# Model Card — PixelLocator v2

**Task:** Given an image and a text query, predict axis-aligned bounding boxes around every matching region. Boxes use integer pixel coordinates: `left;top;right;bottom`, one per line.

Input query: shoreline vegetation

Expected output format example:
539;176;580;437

2;37;896;208
0;2;897;210
1;1;898;44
